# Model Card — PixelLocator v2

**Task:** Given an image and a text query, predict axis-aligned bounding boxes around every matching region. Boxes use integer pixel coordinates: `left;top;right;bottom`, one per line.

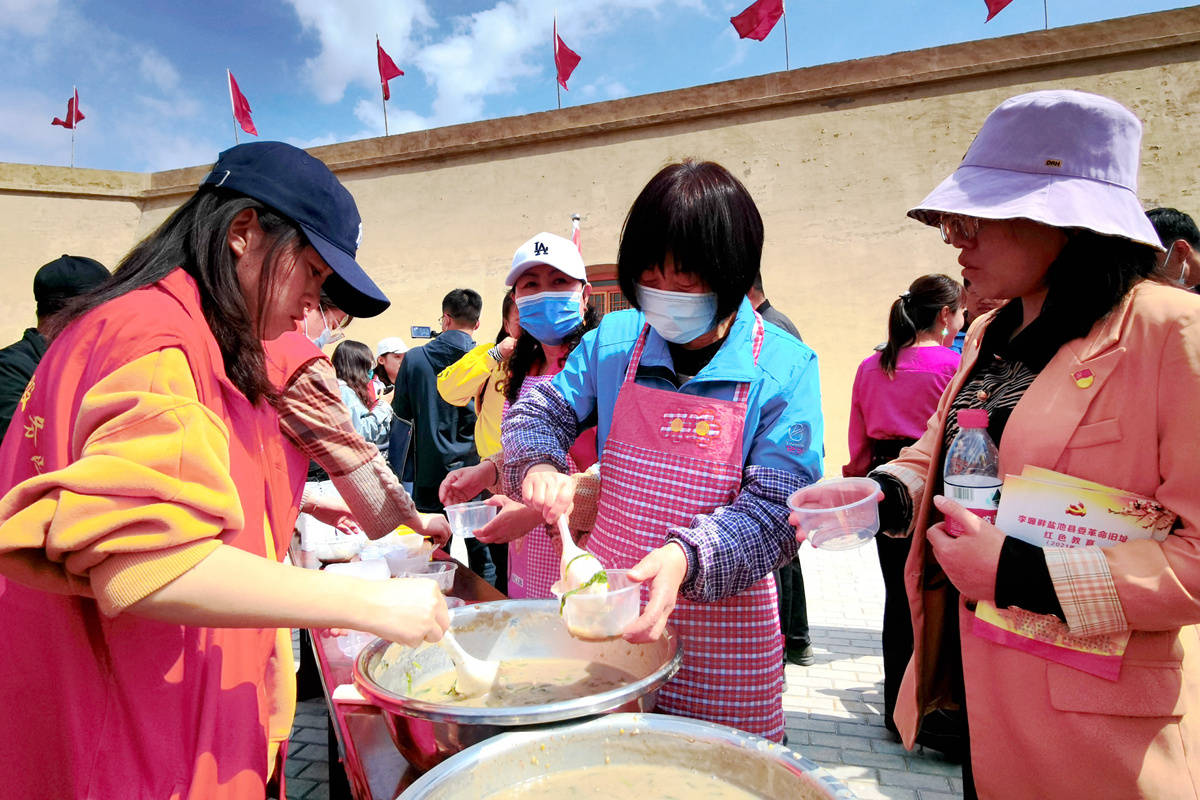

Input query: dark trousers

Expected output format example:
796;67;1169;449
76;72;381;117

875;531;914;729
774;557;810;648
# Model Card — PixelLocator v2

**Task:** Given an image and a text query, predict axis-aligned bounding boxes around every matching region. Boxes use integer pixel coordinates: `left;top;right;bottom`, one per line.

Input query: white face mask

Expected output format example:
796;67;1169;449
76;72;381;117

635;284;719;344
305;307;345;349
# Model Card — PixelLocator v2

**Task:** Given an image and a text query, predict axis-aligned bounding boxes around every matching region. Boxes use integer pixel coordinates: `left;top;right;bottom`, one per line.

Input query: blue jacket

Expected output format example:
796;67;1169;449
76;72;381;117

502;296;823;601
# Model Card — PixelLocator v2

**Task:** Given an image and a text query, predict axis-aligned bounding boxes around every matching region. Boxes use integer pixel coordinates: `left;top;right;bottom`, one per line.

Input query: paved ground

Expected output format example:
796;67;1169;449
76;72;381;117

284;541;965;799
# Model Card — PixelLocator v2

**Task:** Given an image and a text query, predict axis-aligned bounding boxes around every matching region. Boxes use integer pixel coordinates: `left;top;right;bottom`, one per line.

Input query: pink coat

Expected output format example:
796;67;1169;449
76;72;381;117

882;281;1200;799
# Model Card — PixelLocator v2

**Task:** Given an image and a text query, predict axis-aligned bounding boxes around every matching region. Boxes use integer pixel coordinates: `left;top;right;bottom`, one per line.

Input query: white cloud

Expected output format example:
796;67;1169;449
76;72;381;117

285;0;434;104
137;48;180;92
0;0;60;36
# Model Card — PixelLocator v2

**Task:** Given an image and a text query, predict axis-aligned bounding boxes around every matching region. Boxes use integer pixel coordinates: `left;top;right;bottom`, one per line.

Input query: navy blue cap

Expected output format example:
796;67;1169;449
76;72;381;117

201;141;390;318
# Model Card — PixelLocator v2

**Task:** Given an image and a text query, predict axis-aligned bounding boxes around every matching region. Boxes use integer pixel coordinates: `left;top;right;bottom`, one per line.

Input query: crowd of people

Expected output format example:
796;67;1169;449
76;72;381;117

0;88;1197;799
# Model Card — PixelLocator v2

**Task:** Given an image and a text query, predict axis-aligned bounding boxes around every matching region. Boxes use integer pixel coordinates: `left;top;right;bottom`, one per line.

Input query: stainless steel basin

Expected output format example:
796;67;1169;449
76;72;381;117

353;599;682;770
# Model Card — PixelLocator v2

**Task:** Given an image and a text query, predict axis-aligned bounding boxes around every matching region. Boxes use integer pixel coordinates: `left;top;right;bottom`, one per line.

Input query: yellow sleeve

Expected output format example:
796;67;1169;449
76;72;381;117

436;343;497;406
0;347;243;616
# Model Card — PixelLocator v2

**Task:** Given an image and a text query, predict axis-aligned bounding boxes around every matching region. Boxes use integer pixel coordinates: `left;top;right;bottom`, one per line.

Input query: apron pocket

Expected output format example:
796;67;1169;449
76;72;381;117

1047;661;1185;718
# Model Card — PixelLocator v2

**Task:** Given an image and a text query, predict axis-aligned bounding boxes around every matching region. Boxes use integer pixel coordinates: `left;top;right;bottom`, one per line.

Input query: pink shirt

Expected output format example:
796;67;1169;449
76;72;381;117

844;346;960;478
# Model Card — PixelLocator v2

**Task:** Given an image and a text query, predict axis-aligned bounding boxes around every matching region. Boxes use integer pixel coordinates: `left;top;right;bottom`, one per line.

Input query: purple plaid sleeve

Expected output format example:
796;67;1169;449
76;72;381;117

501;379;580;498
673;464;805;603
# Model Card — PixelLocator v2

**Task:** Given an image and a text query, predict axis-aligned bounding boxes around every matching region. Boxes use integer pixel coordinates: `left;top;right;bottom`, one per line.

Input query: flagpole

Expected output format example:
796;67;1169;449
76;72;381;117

378;35;390;137
554;13;562;110
70;85;76;169
782;1;790;70
227;69;240;145
1043;0;1049;30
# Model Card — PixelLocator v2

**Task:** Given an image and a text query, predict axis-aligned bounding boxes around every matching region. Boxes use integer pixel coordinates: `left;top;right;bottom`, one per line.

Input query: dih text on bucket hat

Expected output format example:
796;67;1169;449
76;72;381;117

506;231;587;287
201;141;391;317
908;90;1163;250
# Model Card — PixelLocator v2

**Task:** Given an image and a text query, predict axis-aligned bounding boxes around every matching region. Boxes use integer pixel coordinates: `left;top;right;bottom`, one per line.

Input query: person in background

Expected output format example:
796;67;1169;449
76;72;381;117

504;161;822;741
436;290;519;593
0;254;109;440
393;289;486;563
817;90;1200;799
950;278;1006;354
0;141;448;799
373;336;408;398
746;270;813;667
1147;206;1200;290
843;273;964;753
747;270;802;340
333;339;394;449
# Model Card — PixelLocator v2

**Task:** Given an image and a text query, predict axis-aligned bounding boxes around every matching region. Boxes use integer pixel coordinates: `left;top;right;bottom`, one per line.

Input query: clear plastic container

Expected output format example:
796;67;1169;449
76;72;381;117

943;408;1002;537
444;501;496;539
787;477;881;550
394;560;458;593
383;548;432;578
322;559;390;657
551;569;641;640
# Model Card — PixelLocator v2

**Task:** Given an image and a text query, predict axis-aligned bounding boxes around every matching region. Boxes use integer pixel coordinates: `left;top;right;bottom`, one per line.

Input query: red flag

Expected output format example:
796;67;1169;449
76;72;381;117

553;18;581;91
377;37;404;101
227;70;257;136
985;0;1015;21
51;88;84;129
571;216;582;255
731;0;784;41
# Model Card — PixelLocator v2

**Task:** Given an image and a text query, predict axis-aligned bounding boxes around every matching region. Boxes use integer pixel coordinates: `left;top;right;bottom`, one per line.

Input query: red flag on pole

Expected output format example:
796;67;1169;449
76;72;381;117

377;37;404;101
228;70;257;136
731;0;784;41
553;18;581;91
51;88;84;129
571;214;582;255
984;0;1016;21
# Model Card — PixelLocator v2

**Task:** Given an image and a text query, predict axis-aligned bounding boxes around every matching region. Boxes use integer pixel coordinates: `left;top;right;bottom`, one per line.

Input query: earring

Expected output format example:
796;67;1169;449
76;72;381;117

941;327;949;337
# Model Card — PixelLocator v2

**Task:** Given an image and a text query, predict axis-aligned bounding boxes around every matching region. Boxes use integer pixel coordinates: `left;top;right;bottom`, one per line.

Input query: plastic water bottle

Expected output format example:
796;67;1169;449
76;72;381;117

943;409;1001;537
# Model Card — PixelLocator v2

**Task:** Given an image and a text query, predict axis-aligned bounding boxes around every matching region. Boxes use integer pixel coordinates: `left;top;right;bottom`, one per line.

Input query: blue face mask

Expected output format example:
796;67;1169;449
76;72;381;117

516;290;584;345
635;284;719;344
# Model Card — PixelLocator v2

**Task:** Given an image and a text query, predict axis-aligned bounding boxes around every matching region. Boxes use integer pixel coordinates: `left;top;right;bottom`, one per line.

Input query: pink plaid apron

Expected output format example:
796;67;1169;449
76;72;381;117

588;316;785;741
505;373;570;599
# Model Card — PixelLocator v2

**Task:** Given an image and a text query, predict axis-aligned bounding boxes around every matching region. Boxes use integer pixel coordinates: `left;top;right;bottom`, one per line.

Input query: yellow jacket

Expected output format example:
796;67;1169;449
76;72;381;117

437;342;507;458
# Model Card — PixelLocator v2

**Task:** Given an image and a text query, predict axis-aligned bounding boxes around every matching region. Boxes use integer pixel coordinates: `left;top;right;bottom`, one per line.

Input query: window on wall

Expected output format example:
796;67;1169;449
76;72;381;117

585;263;628;319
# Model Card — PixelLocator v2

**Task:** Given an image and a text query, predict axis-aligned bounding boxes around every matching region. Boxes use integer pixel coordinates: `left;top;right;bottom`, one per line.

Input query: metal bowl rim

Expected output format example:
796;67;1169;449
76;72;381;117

353;599;683;726
399;712;859;800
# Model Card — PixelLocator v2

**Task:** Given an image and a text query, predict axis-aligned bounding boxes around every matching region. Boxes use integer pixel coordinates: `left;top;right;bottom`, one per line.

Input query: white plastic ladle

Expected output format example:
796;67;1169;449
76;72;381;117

439;630;500;698
557;516;607;593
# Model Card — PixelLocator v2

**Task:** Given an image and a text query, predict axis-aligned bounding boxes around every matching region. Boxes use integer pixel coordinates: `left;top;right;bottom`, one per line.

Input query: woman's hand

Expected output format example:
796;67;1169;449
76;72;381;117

412;513;453;549
927;494;1005;604
305;493;364;537
496;336;519;361
521;464;575;524
439;461;496;506
622;542;688;643
356;577;449;646
473;495;543;544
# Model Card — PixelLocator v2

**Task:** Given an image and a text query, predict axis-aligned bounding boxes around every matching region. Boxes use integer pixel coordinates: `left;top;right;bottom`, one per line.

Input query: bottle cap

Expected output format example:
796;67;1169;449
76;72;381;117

957;408;989;429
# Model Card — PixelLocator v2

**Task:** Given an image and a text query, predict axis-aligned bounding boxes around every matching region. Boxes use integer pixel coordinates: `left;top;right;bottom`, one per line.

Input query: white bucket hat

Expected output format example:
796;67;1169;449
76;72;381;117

375;336;408;358
909;89;1163;250
506;232;587;287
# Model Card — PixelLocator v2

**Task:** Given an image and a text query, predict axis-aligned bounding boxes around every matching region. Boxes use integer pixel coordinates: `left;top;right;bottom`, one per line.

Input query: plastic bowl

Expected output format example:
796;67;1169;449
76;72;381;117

395;560;458;593
383;548;432;578
552;569;641;641
788;477;881;550
323;559;391;657
444;501;496;539
311;535;364;563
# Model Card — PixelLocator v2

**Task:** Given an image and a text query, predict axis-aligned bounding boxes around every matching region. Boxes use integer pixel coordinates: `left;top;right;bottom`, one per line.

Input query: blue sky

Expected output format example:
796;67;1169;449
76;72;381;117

0;0;1188;172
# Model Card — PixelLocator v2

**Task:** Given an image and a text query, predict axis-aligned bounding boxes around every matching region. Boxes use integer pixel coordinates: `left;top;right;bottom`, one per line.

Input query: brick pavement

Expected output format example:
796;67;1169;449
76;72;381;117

284;541;966;799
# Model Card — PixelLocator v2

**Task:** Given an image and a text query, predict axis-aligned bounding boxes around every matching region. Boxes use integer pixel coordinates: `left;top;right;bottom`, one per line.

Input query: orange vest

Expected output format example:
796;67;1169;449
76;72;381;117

0;269;296;799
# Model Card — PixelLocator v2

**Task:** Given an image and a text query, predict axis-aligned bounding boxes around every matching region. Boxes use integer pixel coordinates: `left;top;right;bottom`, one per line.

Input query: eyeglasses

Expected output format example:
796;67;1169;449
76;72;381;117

938;214;982;245
321;305;353;331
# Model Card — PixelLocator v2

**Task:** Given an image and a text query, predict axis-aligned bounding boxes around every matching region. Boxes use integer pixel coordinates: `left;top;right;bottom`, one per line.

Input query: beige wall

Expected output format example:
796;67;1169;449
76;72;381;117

1;8;1198;472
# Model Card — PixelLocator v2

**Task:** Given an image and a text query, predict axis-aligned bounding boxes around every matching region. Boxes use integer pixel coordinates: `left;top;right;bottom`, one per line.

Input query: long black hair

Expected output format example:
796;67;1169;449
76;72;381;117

332;339;375;408
505;303;599;406
495;289;516;345
1040;229;1156;341
880;274;963;377
47;186;304;405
